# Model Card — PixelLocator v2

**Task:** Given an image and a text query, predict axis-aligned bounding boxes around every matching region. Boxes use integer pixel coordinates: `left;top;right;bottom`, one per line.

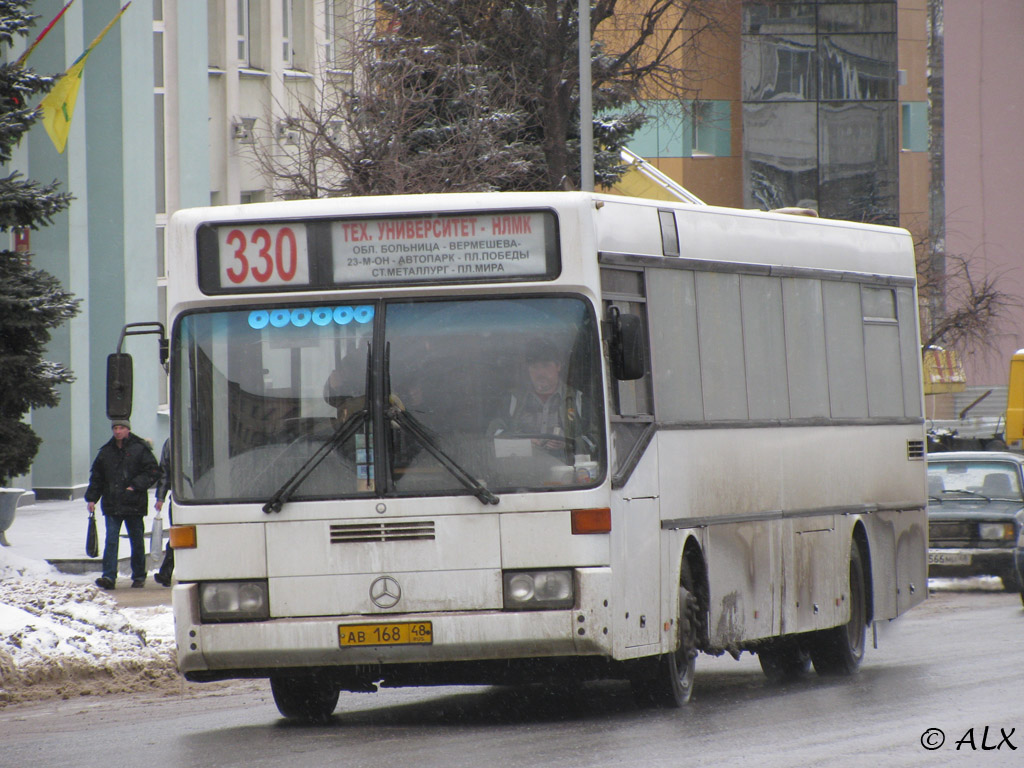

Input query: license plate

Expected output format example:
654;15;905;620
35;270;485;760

338;621;433;647
928;551;971;566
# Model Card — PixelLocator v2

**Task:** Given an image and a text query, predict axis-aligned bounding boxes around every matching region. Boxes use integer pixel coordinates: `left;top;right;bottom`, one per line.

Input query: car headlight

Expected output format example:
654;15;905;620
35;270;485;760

503;570;574;610
199;580;269;622
978;523;1015;541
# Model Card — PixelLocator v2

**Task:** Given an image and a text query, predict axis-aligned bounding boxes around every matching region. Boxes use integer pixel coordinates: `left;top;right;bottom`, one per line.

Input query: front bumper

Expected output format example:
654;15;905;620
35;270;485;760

173;567;615;680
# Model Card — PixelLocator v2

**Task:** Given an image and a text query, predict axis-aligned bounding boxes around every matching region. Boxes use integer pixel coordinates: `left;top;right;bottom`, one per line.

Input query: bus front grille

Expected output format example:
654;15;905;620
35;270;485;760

330;521;436;543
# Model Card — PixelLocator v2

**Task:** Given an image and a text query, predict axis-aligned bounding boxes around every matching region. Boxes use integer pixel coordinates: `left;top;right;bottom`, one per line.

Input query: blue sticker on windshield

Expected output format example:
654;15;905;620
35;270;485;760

249;305;374;330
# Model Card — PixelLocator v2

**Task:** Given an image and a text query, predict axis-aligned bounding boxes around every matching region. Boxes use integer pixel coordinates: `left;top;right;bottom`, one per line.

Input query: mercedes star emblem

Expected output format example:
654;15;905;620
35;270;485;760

369;575;402;609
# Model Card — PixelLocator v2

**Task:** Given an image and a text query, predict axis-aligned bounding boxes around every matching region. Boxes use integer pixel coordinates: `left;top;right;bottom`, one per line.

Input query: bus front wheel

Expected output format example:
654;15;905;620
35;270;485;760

270;673;340;722
809;541;867;676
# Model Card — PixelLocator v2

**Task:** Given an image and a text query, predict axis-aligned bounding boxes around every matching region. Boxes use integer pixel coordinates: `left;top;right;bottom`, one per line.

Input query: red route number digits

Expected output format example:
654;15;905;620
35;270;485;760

223;225;303;285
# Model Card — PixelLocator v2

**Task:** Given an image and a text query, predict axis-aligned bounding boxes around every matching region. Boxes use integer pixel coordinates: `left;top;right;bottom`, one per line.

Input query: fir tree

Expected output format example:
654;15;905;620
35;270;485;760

0;0;78;486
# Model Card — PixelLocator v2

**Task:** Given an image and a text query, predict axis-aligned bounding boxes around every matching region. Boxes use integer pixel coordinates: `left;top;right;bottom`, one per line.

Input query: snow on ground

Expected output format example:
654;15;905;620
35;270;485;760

0;546;178;707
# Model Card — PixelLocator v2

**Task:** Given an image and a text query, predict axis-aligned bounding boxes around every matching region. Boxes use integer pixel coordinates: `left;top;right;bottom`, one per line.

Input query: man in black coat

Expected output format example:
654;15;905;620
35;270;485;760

152;438;174;586
85;419;161;589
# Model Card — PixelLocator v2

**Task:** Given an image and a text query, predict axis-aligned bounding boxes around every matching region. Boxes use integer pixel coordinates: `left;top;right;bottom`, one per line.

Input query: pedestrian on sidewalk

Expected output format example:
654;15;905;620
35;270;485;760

85;419;160;589
153;437;174;586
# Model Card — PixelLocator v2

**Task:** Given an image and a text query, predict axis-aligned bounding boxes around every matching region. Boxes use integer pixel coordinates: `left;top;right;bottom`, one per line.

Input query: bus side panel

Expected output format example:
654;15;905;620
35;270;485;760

657;425;924;648
777;517;844;637
895;511;928;614
891;508;928;615
609;442;664;659
704;519;777;646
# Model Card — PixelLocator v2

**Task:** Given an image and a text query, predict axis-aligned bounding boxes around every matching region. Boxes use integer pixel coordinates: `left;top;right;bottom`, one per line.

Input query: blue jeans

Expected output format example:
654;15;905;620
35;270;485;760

101;515;147;582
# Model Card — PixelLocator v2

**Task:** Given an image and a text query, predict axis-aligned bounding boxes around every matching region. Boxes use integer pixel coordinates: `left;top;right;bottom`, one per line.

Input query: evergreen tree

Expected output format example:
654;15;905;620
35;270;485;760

0;0;78;486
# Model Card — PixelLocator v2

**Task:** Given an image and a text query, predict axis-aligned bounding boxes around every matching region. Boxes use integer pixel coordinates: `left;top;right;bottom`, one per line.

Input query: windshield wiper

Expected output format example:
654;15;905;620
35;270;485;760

262;409;368;514
386;400;499;506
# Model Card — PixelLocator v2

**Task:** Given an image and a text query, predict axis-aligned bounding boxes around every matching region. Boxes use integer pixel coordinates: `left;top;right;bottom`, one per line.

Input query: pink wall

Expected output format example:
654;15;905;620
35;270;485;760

944;0;1024;385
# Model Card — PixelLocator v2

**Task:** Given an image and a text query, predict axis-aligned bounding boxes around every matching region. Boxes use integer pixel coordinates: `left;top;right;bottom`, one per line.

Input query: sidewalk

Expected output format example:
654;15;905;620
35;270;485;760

2;497;172;607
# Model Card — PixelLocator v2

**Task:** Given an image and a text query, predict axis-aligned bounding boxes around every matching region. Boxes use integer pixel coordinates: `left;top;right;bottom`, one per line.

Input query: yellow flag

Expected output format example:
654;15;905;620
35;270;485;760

39;56;87;153
38;2;131;154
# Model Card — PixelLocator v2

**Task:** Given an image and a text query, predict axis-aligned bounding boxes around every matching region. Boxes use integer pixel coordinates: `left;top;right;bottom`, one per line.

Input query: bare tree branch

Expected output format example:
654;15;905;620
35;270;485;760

246;0;730;197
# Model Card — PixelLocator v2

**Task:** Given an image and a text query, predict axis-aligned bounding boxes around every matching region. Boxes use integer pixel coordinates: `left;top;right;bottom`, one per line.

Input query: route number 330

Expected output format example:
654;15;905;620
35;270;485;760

219;223;309;288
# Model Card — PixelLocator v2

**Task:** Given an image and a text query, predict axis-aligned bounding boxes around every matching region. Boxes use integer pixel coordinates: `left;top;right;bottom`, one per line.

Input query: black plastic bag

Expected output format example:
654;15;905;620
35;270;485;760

86;512;98;558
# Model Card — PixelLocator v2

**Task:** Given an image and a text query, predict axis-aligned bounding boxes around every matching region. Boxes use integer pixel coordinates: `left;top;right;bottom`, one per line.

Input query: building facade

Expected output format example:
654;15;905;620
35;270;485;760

9;0;1024;495
11;0;348;497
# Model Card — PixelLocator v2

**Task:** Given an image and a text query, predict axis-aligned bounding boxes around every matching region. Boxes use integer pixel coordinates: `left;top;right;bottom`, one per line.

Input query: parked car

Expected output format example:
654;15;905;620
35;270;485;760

1016;526;1024;607
926;451;1024;598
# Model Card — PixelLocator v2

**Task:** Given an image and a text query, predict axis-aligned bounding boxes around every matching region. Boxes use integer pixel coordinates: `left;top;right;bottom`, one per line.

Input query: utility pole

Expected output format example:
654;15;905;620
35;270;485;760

579;0;594;191
926;0;946;326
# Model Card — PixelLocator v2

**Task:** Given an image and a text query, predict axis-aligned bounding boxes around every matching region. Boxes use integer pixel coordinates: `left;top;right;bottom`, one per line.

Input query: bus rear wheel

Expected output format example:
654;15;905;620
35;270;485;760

270;673;340;722
809;541;867;676
631;562;699;707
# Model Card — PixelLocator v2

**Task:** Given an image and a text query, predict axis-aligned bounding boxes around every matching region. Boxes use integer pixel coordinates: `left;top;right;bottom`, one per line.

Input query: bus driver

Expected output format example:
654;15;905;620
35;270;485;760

491;339;596;462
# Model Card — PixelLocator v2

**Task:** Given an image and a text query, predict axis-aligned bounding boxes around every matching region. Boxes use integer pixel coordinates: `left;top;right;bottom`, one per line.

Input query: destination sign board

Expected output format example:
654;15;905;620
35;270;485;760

196;209;559;294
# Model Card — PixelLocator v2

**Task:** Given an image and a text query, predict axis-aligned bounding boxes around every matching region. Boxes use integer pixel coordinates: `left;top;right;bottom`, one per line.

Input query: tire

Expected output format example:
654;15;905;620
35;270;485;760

758;640;811;683
1000;572;1021;593
631;560;698;707
270;674;340;722
809;541;867;676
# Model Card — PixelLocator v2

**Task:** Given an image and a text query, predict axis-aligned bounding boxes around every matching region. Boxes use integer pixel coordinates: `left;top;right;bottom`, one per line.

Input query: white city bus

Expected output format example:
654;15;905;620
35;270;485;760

156;191;927;720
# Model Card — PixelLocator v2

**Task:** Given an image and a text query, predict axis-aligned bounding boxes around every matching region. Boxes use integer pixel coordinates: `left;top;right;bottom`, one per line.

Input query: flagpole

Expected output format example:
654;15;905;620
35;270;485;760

15;0;77;67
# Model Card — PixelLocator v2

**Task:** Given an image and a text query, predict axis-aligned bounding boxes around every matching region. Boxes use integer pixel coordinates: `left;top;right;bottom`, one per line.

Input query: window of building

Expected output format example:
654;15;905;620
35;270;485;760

156;225;166;278
692;100;732;158
901;101;927;152
237;0;250;63
237;0;263;68
325;0;354;71
207;2;224;69
153;15;166;215
240;190;267;204
282;0;293;65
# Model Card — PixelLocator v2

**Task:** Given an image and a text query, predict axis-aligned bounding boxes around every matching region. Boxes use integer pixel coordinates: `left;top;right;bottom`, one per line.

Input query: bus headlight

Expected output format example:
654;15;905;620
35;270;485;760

502;570;574;610
199;580;270;622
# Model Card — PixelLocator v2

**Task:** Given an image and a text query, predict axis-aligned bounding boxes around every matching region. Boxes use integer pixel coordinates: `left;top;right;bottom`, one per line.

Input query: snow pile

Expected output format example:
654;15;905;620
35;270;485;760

0;548;178;706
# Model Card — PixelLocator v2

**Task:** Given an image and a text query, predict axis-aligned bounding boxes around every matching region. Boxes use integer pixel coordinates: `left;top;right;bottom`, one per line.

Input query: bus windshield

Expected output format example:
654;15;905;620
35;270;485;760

174;295;605;504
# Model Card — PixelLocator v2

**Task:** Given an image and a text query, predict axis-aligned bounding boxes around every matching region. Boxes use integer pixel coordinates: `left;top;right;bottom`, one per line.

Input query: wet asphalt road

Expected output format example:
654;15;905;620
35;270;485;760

2;586;1022;768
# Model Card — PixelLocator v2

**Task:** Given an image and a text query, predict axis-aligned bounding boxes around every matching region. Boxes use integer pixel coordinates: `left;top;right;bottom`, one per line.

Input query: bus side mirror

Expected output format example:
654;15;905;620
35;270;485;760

607;308;646;381
106;353;134;420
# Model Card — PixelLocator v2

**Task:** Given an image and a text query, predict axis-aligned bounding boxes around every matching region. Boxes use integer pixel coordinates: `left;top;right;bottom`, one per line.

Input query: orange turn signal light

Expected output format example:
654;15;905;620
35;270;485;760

571;507;611;534
168;525;197;549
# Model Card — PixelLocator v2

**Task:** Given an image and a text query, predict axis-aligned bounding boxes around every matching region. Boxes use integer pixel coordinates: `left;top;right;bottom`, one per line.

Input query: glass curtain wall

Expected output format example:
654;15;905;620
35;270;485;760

741;0;898;225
